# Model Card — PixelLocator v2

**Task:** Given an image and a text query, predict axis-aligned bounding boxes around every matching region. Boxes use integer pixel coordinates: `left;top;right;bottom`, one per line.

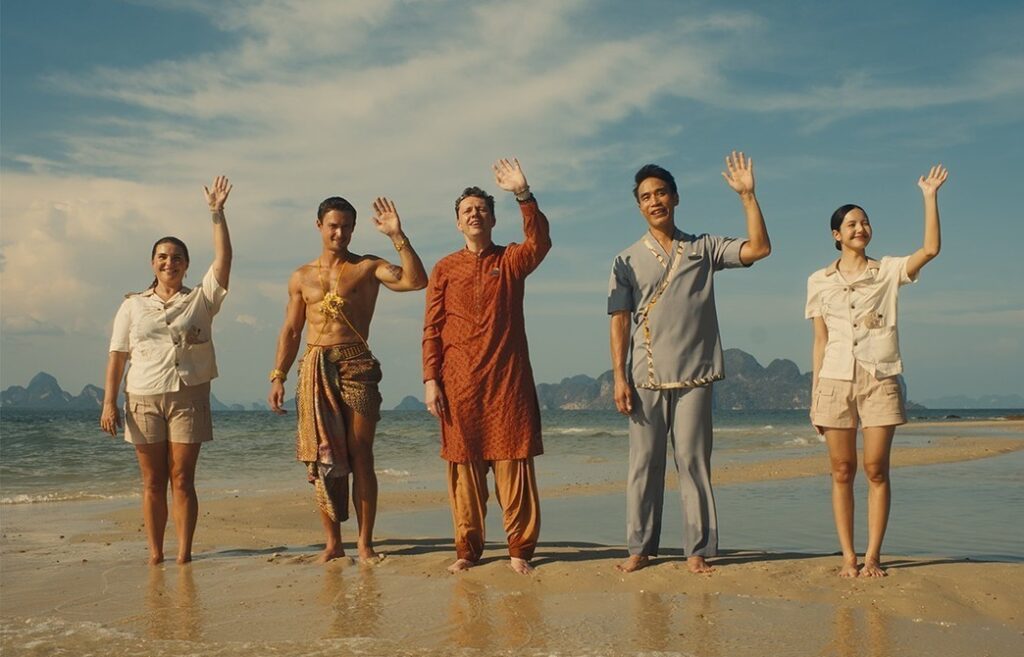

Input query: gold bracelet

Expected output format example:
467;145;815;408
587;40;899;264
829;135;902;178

269;368;287;383
393;236;408;252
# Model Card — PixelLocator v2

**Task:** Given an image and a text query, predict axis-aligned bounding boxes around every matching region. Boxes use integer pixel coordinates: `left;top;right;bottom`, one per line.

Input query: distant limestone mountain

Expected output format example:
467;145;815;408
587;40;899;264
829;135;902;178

394;395;427;411
2;372;75;408
534;349;932;411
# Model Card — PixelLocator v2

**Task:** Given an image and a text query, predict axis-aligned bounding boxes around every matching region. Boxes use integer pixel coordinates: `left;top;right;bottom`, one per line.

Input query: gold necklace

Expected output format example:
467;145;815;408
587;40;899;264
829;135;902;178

318;257;347;322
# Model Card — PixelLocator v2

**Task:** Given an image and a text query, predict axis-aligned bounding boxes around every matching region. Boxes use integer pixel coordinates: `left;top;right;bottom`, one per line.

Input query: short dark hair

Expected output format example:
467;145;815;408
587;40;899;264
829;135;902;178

454;186;495;218
830;204;866;251
317;196;357;224
632;164;678;201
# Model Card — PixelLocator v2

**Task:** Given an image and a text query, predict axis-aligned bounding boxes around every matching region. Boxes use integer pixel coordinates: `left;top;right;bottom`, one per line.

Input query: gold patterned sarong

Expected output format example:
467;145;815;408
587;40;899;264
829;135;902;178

296;343;382;522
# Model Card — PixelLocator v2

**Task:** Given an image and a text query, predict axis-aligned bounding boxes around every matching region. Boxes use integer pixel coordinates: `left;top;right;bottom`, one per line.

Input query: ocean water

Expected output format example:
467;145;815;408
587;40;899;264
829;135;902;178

2;408;1022;560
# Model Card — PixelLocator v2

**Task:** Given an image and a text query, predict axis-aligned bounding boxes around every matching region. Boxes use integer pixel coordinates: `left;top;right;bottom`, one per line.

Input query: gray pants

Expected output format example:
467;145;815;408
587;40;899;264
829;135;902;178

627;384;717;557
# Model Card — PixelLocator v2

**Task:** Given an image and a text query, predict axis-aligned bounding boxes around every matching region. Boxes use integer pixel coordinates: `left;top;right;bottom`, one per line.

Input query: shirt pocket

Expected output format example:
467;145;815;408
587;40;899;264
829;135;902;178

867;325;899;363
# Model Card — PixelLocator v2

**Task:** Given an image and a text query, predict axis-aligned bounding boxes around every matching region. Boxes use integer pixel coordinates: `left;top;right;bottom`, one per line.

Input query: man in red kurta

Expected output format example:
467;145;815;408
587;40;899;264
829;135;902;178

422;158;551;574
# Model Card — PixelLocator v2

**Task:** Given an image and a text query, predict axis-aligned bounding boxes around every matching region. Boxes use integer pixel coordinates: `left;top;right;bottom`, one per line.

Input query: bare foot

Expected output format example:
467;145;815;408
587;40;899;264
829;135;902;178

509;557;534;574
316;545;348;564
148;552;165;566
358;544;382;564
447;558;474;573
616;555;649;573
838;555;859;578
176;553;192;565
360;553;386;566
687;556;715;574
860;557;886;578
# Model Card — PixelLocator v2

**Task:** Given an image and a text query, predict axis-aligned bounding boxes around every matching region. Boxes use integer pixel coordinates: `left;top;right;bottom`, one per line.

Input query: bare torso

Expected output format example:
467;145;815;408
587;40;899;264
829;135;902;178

298;253;386;345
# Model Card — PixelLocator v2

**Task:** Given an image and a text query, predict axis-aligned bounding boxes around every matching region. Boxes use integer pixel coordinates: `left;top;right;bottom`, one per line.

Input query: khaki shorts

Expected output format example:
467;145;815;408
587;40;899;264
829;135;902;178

811;363;906;429
124;382;213;445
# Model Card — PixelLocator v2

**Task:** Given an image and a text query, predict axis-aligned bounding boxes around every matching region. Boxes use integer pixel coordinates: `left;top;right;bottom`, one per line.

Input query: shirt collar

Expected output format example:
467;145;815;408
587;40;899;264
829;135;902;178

824;258;880;279
141;285;191;301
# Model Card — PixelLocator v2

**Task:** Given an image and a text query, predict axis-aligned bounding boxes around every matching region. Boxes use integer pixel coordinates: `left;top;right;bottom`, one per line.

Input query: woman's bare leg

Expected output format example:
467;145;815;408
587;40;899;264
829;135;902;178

861;425;895;577
135;443;171;565
825;428;859;577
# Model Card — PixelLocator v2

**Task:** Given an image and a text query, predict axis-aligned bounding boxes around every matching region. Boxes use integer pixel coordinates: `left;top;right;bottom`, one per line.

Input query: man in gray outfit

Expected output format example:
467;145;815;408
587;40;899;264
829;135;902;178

607;153;772;573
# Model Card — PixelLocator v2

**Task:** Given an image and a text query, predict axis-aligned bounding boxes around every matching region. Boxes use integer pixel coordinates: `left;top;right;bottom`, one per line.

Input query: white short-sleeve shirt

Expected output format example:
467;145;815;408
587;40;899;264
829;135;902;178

109;265;228;395
805;256;916;381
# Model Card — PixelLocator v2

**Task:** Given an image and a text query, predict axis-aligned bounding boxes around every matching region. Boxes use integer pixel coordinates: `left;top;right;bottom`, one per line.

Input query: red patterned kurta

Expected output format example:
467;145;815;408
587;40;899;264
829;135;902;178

423;199;551;463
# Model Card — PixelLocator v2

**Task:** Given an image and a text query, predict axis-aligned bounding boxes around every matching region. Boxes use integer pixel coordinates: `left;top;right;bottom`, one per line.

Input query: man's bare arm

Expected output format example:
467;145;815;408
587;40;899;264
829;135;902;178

268;270;307;414
721;152;771;265
371;197;428;291
610;311;634;415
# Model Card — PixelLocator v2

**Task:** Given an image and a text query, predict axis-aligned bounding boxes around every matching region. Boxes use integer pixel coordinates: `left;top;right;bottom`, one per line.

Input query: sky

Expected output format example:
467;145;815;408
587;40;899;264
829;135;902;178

2;0;1022;408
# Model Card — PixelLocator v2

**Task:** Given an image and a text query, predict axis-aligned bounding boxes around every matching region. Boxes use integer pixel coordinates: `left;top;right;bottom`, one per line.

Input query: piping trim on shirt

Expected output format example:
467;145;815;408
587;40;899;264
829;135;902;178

638;238;686;388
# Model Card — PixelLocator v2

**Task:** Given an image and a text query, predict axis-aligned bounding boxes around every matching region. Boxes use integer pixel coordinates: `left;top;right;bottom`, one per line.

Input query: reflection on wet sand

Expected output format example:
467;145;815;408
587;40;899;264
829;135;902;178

447;578;493;650
825;604;891;657
321;567;382;640
446;576;550;652
144;565;201;641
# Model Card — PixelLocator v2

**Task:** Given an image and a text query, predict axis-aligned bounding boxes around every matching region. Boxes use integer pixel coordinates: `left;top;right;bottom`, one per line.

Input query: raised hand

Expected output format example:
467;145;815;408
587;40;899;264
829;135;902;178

203;175;233;211
917;164;948;196
493;158;529;195
721;151;755;195
372;197;403;239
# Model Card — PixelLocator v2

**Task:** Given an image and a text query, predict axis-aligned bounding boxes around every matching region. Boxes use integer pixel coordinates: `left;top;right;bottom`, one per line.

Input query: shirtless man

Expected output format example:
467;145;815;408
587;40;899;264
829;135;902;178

268;196;427;563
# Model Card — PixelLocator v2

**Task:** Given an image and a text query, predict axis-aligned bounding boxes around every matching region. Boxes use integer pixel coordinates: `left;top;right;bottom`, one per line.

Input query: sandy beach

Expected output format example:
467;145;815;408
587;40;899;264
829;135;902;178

2;419;1022;656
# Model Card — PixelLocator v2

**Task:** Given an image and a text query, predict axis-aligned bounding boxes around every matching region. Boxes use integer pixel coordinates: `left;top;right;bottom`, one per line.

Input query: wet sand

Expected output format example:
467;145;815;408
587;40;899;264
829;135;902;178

2;420;1022;656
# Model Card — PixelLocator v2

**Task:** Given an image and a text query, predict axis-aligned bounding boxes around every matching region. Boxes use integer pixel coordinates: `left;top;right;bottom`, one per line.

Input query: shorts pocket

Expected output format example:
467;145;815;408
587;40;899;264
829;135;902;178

129;400;160;435
184;398;212;440
811;385;834;416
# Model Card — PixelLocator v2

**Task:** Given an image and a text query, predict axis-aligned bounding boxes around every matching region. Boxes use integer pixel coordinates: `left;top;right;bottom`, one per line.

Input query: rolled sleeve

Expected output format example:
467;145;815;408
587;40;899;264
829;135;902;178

200;265;228;314
710;235;746;270
607;257;634;315
888;255;917;286
109;300;132;352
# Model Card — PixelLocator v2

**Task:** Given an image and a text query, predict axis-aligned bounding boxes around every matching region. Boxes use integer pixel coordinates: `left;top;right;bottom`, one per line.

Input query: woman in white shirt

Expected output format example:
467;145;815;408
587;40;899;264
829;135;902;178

100;176;233;565
805;165;947;578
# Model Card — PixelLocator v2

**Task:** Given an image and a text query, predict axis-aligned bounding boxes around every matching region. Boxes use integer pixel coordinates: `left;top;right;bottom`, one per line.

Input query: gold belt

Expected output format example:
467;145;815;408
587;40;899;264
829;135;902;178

321;343;371;362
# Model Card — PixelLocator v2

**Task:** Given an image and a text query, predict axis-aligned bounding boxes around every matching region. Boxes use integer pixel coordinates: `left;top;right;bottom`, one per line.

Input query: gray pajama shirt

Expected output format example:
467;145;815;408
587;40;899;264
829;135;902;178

608;228;747;556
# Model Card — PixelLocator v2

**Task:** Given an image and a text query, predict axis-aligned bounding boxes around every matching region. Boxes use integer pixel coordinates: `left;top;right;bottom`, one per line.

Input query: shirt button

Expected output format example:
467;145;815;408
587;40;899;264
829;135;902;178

850;304;855;309
175;361;180;366
853;324;858;328
853;341;858;346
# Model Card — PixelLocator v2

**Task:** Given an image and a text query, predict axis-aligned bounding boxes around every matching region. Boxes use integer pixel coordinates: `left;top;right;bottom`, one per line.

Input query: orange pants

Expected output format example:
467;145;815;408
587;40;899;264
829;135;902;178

447;458;541;562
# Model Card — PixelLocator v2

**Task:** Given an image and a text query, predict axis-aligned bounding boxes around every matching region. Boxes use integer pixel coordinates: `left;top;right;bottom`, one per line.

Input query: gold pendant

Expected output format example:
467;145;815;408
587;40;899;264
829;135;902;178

321;291;345;321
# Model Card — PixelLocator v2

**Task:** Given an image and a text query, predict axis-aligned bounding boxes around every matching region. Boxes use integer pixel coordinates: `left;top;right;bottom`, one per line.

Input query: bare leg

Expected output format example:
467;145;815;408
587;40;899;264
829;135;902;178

167;443;202;564
343;404;380;562
861;425;895;578
135;443;170;565
616;555;650;572
317;509;348;563
825;428;859;578
687;555;715;574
